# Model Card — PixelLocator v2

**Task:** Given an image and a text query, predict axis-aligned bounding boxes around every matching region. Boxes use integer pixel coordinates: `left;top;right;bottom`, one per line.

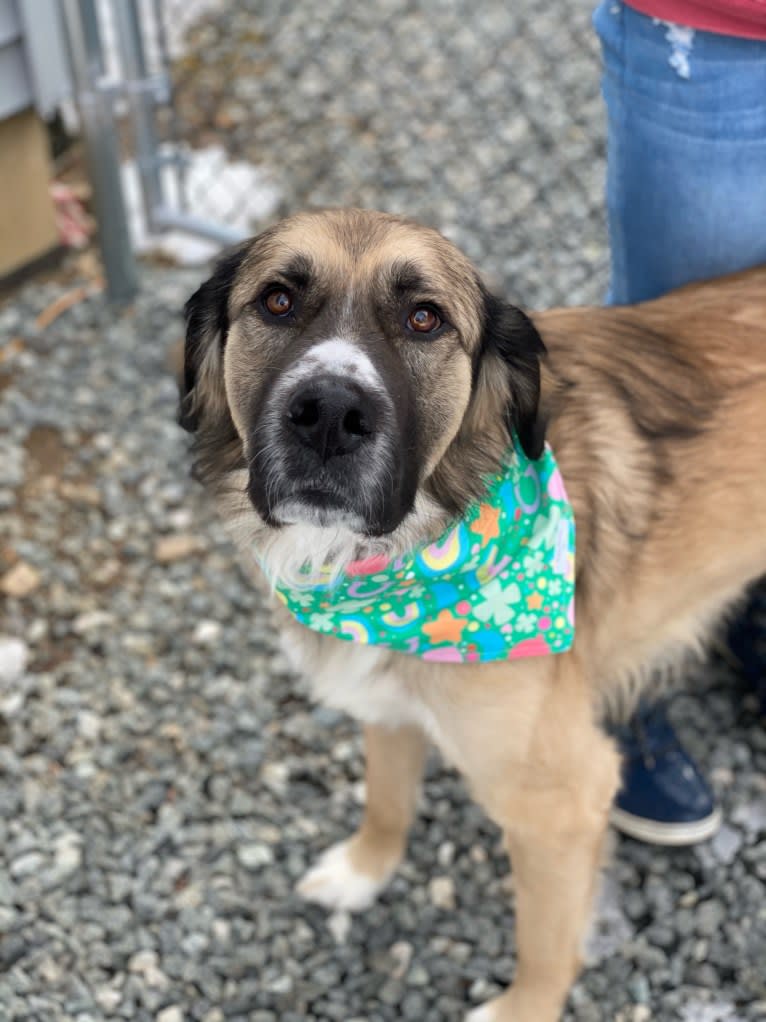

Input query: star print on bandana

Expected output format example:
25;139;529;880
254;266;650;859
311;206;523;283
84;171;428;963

262;437;576;664
470;503;501;544
423;608;469;645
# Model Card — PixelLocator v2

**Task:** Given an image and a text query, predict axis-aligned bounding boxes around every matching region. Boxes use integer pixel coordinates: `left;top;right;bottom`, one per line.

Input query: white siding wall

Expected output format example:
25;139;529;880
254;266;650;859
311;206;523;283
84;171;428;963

0;0;71;120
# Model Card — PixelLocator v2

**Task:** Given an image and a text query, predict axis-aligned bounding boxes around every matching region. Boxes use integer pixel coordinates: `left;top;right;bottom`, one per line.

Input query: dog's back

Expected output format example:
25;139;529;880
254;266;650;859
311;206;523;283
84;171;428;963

533;267;766;693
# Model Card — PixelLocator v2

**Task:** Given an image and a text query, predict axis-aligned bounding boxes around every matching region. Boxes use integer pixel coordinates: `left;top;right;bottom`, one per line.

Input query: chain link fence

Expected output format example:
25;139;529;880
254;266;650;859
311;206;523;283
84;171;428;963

162;0;609;307
68;0;609;308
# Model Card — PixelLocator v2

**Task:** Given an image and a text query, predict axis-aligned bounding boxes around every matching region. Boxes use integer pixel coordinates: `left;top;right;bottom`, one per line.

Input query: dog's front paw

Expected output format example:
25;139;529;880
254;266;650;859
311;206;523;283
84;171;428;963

465;1003;498;1022
297;839;393;913
466;989;563;1022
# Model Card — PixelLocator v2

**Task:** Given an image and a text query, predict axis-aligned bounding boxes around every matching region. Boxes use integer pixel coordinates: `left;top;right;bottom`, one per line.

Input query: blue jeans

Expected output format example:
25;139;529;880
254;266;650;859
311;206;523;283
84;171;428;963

593;0;766;304
594;2;766;705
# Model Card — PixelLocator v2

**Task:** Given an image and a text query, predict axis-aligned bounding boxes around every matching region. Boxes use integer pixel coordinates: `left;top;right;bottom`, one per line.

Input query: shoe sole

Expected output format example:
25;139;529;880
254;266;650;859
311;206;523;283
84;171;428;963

609;805;723;846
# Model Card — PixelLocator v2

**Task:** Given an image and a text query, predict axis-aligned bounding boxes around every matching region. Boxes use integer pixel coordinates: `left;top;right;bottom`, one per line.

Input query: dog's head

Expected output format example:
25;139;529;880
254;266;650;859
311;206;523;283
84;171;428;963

181;209;545;548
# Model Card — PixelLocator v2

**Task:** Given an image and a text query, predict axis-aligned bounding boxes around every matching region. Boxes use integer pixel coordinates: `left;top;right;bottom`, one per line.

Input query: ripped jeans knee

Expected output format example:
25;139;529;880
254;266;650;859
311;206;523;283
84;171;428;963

657;21;695;78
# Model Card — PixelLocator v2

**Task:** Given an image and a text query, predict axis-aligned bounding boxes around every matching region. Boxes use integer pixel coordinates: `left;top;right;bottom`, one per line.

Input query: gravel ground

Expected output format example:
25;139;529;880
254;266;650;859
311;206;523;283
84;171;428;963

1;1;765;1020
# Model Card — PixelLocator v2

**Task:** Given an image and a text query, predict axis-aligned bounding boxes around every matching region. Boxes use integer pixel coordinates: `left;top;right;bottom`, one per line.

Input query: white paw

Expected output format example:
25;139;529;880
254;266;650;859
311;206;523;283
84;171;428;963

296;840;390;913
465;1004;497;1022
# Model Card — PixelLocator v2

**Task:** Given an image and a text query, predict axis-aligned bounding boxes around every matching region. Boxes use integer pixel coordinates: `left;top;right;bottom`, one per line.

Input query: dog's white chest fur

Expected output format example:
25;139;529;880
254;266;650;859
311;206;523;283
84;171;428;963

279;625;442;737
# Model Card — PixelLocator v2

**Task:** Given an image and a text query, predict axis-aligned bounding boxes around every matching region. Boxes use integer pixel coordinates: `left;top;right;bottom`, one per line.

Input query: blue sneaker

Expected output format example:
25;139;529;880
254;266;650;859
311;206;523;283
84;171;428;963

610;701;722;846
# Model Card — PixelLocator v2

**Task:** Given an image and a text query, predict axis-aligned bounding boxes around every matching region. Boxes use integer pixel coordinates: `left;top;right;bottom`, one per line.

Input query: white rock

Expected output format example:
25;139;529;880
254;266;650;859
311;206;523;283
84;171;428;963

145;967;171;991
429;875;456;910
192;620;222;645
261;762;290;792
95;986;122;1012
156;1007;184;1022
38;955;63;984
236;842;274;871
679;1001;742;1022
77;710;101;741
437;841;456;867
0;638;28;686
166;508;194;531
53;832;83;876
129;949;170;989
72;611;114;634
389;940;414;979
1;691;24;717
129;949;159;973
27;619;47;643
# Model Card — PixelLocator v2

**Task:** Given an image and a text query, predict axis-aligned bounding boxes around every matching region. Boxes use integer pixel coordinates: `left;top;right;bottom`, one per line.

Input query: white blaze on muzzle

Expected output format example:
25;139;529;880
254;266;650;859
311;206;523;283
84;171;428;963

286;336;385;391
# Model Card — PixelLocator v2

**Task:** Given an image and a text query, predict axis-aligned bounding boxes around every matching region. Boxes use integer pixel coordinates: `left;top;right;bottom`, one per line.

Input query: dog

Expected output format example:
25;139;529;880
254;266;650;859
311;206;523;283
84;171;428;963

179;208;766;1022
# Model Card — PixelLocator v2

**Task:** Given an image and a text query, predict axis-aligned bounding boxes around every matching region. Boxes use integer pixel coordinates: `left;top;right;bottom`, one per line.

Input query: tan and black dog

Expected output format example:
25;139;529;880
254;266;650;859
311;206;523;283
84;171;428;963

180;208;766;1022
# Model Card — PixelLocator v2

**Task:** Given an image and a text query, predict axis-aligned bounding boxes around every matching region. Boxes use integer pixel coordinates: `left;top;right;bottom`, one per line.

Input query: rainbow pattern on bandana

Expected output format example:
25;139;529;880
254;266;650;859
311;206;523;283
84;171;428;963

264;439;576;664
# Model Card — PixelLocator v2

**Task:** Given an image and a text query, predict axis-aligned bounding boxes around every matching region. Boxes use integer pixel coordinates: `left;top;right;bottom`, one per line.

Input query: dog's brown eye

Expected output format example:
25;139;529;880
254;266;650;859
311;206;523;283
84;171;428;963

407;306;441;333
264;289;293;316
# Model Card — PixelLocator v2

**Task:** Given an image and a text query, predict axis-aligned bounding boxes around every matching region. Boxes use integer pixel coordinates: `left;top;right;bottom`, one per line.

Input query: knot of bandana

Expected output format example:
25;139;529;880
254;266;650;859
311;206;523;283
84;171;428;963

262;440;576;664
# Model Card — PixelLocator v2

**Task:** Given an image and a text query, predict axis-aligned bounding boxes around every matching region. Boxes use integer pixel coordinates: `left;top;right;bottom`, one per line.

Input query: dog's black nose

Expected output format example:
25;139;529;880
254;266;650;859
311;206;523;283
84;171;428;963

287;377;376;461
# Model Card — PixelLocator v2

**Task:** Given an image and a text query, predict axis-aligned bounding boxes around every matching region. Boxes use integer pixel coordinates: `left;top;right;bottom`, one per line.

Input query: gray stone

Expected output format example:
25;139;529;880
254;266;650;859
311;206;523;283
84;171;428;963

696;899;726;938
711;825;743;866
10;851;45;880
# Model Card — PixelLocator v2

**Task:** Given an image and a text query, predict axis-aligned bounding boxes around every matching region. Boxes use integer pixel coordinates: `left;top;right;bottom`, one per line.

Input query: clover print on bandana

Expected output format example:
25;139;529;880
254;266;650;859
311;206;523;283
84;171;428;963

473;579;522;627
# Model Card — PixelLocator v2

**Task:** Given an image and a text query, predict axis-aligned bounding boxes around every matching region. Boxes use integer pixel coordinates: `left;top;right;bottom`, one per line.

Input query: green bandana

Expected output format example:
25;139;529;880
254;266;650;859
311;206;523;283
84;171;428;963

265;440;576;663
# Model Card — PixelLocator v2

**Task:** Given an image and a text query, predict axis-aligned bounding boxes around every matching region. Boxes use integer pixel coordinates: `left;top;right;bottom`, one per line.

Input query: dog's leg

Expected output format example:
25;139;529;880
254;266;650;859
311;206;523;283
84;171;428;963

467;811;611;1022
464;680;619;1022
298;723;428;912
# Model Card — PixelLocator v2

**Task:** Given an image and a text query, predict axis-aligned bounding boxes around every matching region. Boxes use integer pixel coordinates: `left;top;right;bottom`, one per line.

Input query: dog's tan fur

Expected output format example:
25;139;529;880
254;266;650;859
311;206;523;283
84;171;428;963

181;210;766;1022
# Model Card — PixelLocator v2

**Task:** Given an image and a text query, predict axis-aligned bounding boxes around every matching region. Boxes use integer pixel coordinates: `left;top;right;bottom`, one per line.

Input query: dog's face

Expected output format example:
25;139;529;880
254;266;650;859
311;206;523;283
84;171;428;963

181;209;545;540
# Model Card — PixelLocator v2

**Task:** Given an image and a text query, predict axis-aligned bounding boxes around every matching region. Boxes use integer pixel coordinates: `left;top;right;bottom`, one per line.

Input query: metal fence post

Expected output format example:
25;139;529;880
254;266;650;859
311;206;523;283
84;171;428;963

110;0;246;249
60;0;139;304
112;0;165;234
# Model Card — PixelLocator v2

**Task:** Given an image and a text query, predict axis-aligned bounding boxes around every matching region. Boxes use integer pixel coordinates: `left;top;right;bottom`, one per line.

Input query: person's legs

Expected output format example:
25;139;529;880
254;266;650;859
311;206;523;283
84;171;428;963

593;1;766;844
594;0;766;304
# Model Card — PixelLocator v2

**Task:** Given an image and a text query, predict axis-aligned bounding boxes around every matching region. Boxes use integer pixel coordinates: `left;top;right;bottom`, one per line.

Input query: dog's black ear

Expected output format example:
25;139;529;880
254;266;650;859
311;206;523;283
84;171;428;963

480;290;546;460
179;241;251;432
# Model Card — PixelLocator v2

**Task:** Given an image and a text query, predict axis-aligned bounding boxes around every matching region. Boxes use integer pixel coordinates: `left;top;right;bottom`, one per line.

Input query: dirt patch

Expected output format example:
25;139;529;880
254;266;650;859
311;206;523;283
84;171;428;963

0;338;25;364
24;426;70;477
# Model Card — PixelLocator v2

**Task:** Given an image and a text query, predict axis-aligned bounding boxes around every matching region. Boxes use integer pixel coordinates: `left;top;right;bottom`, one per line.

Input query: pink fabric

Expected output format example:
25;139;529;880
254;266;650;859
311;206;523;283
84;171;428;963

345;554;390;576
625;0;766;39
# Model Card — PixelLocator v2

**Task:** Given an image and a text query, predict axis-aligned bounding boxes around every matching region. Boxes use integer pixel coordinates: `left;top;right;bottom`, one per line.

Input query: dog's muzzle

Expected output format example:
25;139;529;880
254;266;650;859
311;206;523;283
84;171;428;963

247;368;411;534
